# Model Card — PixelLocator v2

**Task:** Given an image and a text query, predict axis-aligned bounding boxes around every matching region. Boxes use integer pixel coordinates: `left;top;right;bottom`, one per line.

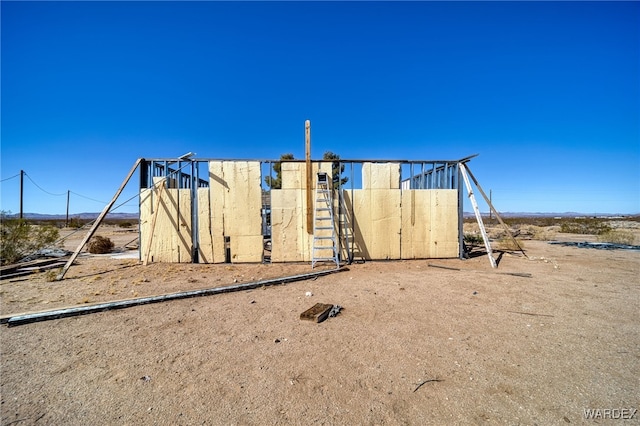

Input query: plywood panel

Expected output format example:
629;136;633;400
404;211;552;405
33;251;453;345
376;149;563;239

230;235;264;263
141;186;190;263
352;189;401;260
139;188;152;262
174;189;193;263
271;189;304;262
197;188;214;263
362;163;401;189
401;190;432;259
208;161;262;263
223;161;262;236
209;162;226;262
281;162;333;190
430;189;459;258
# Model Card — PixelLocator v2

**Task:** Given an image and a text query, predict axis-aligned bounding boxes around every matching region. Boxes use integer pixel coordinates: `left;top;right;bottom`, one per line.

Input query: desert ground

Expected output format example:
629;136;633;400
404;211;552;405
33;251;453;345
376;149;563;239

1;222;638;425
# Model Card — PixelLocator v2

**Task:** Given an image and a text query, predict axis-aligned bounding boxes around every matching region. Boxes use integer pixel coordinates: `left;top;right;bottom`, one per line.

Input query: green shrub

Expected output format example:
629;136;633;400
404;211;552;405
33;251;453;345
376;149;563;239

464;233;484;246
0;212;60;265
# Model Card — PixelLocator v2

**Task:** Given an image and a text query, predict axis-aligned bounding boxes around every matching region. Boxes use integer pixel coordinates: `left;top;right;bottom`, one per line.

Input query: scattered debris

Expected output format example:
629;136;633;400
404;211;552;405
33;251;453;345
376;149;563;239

549;241;640;251
305;291;313;297
507;310;554;318
413;378;443;392
427;263;532;278
140;375;151;382
328;305;342;317
274;338;281;343
300;303;335;323
0;257;70;281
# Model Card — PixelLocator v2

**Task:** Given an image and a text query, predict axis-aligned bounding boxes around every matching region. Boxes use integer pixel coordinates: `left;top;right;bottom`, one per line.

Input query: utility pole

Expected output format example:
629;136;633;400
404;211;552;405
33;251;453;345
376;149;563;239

489;189;492;222
66;190;70;227
19;170;24;219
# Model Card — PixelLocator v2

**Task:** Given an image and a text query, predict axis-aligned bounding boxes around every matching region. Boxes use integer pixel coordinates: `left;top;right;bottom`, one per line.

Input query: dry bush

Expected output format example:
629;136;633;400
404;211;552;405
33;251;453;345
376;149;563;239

530;225;558;241
495;237;525;251
88;236;114;254
597;230;636;245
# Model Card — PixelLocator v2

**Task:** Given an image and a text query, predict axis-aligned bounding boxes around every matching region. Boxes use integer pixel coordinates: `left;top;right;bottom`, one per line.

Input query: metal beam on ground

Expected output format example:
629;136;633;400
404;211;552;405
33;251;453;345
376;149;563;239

4;267;347;326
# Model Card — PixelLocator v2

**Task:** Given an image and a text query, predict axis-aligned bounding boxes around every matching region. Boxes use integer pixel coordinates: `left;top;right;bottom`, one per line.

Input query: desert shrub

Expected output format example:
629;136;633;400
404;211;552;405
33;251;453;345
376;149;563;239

560;218;611;235
88;236;114;254
464;233;484;246
0;212;60;265
527;225;558;241
495;237;525;251
597;230;636;245
118;221;133;228
68;217;84;229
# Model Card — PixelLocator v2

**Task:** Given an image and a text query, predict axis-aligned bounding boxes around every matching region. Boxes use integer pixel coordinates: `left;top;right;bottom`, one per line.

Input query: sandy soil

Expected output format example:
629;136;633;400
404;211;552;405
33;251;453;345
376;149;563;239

1;225;638;425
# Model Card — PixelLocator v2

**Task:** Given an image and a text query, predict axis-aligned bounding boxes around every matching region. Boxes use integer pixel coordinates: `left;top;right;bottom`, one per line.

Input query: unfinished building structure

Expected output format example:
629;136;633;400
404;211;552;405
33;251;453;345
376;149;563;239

137;155;475;265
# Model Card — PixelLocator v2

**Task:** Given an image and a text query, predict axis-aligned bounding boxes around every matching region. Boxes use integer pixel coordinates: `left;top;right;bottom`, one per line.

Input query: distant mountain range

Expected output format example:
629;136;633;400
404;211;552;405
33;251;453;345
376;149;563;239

6;212;139;220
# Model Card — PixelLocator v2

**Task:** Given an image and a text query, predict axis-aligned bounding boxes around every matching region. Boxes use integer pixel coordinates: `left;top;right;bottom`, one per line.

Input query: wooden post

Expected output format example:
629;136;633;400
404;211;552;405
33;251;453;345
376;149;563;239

56;159;143;281
305;120;313;234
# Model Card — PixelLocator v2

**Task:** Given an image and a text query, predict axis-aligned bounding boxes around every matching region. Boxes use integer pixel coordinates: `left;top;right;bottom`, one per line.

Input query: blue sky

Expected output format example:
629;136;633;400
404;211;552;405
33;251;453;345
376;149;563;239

1;1;638;215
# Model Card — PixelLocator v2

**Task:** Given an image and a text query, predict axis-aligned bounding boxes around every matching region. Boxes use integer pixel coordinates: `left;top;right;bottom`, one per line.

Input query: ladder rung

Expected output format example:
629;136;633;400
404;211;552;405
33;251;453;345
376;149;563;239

313;257;337;261
314;226;333;230
316;208;331;211
314;236;334;240
315;217;332;220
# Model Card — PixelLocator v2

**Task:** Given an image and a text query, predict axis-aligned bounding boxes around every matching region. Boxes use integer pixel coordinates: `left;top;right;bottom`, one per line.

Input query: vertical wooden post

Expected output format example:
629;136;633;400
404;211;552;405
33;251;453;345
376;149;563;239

305;120;313;234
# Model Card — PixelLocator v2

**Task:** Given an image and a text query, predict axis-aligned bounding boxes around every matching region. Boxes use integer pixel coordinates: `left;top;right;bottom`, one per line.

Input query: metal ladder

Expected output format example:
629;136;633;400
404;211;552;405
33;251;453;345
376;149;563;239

312;172;339;268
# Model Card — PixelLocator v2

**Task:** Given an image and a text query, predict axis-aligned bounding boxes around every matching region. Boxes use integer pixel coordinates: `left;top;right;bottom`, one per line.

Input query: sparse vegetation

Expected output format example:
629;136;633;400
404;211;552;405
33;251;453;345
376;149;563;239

0;211;60;265
560;218;612;235
463;233;484;246
88;236;114;254
597;230;636;245
495;237;525;251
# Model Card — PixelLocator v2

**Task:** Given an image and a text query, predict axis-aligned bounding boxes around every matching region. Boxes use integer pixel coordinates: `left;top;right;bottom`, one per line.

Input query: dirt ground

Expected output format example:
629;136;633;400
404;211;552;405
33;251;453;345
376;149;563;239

1;225;638;425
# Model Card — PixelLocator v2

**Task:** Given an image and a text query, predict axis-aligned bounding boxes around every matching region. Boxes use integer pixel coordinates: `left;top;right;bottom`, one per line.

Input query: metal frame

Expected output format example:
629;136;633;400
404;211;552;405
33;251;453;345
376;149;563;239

138;155;478;264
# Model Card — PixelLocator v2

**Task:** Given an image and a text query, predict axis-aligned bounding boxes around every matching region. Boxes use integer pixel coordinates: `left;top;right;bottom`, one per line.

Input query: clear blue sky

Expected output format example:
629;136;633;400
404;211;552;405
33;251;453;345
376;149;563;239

1;1;639;215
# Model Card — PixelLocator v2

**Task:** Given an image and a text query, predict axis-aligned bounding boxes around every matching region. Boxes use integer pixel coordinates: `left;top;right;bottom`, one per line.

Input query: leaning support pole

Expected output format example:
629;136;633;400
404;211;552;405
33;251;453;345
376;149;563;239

5;267;347;326
459;163;497;268
462;165;529;259
56;159;143;281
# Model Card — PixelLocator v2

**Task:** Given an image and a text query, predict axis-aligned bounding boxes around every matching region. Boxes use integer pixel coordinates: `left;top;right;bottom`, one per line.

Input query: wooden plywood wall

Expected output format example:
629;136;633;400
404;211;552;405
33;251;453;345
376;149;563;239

140;182;192;263
271;162;333;262
401;189;459;259
209;161;263;263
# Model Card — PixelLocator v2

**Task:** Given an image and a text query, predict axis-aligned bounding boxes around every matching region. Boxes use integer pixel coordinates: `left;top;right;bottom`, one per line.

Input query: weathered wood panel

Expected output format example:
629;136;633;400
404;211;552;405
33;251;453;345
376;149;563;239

140;185;192;263
400;190;432;259
230;235;264;263
209;161;262;263
429;189;459;258
350;189;401;260
362;163;401;189
271;189;304;262
197;188;214;263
